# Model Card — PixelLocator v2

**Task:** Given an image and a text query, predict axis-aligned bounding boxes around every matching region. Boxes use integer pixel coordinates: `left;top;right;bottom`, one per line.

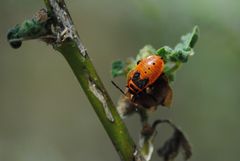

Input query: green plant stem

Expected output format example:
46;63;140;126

59;42;136;161
42;1;139;161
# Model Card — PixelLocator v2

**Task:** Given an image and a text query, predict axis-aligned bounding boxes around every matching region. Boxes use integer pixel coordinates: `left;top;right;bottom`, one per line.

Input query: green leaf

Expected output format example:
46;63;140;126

156;46;173;62
157;26;199;63
136;45;157;61
111;60;125;77
175;25;199;50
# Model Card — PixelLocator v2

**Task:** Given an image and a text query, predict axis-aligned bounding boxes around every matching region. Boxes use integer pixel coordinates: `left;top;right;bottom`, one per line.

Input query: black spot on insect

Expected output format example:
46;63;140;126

148;67;150;70
132;72;140;81
131;71;149;89
153;63;155;65
135;78;149;89
137;60;141;65
145;71;147;74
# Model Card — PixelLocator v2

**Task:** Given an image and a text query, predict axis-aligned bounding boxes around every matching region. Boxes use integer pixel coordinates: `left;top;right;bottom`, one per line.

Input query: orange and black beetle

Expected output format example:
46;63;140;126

127;55;164;95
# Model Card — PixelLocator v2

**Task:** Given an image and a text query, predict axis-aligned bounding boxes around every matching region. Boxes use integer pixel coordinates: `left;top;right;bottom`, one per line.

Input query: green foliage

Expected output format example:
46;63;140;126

7;9;51;49
157;26;199;63
8;20;45;39
111;60;125;77
136;45;157;61
111;26;199;81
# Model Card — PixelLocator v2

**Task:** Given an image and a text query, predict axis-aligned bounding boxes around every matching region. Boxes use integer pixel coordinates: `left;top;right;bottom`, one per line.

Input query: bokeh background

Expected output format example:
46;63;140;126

0;0;239;161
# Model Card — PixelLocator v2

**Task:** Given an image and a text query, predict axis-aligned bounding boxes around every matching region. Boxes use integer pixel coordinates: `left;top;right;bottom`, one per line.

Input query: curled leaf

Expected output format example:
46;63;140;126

139;119;191;161
156;123;192;161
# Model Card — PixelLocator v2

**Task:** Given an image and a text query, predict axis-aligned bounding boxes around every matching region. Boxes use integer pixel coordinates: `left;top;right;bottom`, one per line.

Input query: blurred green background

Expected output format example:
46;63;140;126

0;0;239;161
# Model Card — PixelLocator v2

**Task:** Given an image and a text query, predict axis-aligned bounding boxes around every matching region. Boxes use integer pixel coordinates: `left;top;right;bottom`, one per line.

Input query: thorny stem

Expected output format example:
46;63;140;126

43;0;142;161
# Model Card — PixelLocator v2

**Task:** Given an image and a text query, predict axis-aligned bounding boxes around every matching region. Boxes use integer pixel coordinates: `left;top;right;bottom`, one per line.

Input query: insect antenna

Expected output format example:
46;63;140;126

111;80;126;96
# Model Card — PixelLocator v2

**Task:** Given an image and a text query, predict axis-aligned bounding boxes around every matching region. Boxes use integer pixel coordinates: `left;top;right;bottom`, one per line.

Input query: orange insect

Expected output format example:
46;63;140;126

112;54;172;109
127;55;164;95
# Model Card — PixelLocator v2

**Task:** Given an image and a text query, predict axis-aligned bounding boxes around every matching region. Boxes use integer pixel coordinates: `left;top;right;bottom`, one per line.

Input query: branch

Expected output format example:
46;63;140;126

8;0;143;161
44;1;138;161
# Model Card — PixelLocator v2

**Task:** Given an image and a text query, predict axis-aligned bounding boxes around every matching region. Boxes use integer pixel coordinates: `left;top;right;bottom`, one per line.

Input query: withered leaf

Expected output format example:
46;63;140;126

157;128;192;161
